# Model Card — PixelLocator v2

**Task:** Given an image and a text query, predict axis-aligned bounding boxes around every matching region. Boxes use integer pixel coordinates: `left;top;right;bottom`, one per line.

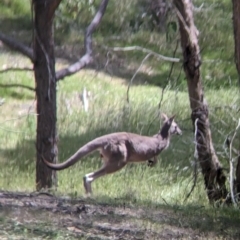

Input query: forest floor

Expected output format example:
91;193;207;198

0;190;234;240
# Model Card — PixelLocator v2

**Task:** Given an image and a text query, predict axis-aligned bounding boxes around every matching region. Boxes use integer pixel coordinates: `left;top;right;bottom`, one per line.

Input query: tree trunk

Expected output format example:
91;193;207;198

232;0;240;196
174;0;227;202
33;0;61;190
0;0;108;191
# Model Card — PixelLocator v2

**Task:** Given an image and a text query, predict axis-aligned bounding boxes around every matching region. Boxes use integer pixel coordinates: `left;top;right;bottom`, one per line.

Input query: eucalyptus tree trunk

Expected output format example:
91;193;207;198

0;0;109;191
173;0;227;202
33;0;61;190
232;0;240;195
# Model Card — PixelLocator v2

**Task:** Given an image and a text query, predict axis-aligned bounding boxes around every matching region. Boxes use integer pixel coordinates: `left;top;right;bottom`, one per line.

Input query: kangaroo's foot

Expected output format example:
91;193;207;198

147;157;157;167
83;175;93;195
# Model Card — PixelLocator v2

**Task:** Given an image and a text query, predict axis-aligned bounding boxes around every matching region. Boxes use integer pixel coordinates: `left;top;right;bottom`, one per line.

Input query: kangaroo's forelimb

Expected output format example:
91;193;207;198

147;156;158;167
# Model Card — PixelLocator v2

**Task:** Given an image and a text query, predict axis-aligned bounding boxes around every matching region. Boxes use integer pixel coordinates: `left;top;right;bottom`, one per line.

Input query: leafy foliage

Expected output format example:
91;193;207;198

55;0;97;32
54;0;238;89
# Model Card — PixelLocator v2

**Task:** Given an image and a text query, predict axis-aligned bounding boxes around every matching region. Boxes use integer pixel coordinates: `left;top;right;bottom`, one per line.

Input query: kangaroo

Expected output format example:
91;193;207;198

42;113;182;195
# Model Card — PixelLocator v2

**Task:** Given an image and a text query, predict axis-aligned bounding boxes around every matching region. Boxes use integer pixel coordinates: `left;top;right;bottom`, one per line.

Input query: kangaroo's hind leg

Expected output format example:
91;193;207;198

83;159;127;195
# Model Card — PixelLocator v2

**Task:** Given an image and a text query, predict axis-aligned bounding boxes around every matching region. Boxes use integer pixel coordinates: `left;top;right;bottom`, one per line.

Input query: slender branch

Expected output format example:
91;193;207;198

185;118;199;201
0;32;34;61
0;83;35;92
229;119;240;207
126;53;152;103
0;67;33;73
107;46;180;63
56;0;109;81
146;41;180;134
126;41;180;103
158;40;179;109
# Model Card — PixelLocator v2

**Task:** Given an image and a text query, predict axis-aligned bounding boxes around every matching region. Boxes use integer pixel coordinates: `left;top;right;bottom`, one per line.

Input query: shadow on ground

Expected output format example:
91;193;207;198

0;190;239;239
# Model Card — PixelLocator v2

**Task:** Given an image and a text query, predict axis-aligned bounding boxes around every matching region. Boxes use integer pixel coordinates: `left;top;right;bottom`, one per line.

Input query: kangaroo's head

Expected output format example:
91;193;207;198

161;113;182;137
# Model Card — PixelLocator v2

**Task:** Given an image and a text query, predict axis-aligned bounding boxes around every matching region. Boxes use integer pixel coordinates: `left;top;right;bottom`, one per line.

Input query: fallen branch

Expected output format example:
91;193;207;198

0;32;34;61
56;0;109;81
0;83;35;92
106;46;180;63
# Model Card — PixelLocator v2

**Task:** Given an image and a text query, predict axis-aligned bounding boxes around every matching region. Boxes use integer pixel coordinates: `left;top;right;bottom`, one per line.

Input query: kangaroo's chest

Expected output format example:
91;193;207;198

128;142;165;162
132;136;170;159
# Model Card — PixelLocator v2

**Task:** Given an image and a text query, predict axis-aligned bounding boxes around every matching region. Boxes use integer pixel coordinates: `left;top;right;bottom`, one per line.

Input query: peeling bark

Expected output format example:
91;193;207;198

174;0;227;202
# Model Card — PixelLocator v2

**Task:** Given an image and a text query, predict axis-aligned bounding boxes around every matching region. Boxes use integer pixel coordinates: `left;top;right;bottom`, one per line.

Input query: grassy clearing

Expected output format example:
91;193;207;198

0;0;240;237
0;51;239;207
0;45;239;240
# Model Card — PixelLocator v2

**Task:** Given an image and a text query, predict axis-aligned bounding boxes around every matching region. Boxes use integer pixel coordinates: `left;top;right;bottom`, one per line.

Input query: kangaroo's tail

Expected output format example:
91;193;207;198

42;138;103;170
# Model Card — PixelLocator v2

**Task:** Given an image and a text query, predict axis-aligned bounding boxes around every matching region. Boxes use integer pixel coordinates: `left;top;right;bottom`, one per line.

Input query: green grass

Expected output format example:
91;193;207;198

0;48;239;240
0;0;31;32
1;0;30;16
0;0;240;237
0;51;239;207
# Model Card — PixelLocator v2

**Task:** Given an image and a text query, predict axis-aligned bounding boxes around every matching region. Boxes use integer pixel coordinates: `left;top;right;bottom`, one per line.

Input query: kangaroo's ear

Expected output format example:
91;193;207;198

161;113;168;121
168;115;176;124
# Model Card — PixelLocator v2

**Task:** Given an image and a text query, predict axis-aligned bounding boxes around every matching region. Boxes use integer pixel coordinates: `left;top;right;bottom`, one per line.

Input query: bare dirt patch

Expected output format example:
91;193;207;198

0;191;236;239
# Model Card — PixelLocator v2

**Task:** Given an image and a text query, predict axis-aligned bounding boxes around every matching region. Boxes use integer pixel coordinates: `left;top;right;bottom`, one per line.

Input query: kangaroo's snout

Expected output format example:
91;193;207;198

177;130;182;135
169;120;182;136
177;127;182;135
